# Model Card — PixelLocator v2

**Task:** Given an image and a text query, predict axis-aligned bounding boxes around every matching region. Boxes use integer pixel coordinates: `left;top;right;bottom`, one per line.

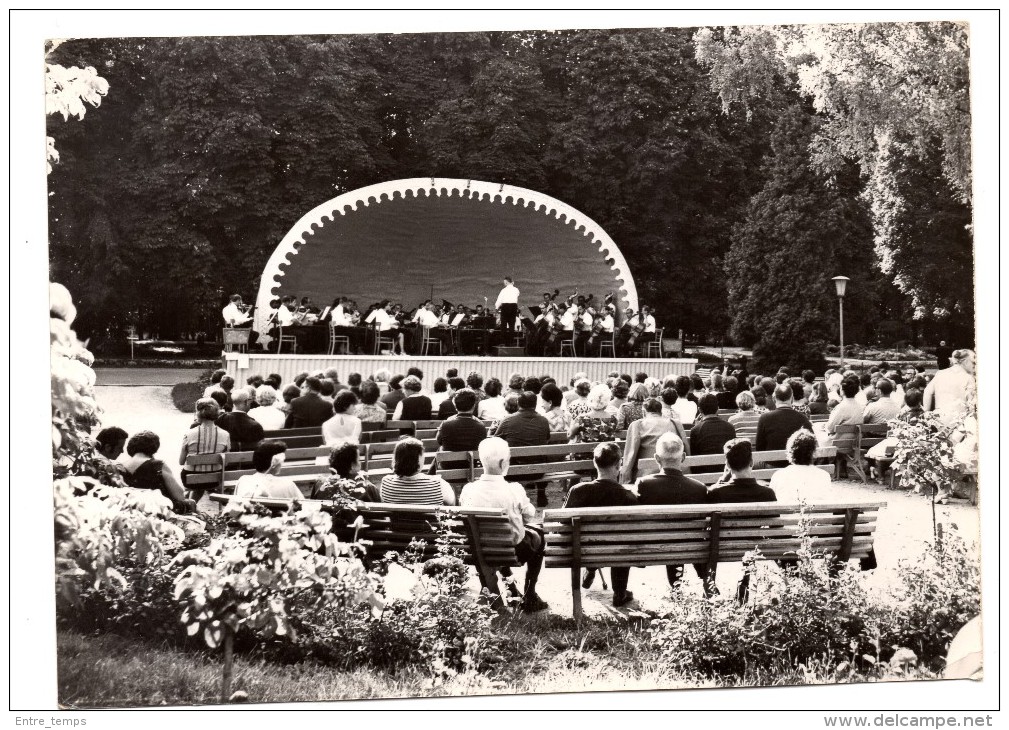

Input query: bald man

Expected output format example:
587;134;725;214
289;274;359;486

634;433;714;596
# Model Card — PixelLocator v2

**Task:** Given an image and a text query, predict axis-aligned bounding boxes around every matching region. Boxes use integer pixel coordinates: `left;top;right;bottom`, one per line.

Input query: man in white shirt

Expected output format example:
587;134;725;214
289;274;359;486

233;440;303;500
413;301;450;354
365;300;405;354
222;294;253;326
459;437;548;613
495;276;520;334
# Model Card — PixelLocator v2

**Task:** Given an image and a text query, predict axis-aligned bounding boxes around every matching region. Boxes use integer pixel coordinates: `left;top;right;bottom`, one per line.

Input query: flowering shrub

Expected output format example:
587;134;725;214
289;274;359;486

648;524;980;681
889;412;962;495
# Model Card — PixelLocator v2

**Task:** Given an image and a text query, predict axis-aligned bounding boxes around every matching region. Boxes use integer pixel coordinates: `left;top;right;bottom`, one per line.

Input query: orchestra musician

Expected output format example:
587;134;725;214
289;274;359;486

222;293;260;348
616;306;640;357
365;300;406;355
413;300;452;354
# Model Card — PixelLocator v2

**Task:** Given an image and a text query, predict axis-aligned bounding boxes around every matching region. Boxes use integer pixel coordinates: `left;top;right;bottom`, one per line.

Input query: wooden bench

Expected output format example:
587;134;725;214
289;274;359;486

542;500;884;619
833;424;889;483
630;447;837;485
433;441;629;486
208;496;520;605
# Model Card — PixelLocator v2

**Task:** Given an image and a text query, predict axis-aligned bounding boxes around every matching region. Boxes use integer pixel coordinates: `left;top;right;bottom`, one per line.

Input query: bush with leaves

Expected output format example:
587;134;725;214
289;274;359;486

648;516;979;681
171;500;380;700
889;412;962;495
284;511;507;681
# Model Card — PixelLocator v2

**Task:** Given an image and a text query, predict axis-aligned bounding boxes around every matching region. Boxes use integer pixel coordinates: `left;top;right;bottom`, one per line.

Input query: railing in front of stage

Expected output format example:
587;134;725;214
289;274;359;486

222;353;700;386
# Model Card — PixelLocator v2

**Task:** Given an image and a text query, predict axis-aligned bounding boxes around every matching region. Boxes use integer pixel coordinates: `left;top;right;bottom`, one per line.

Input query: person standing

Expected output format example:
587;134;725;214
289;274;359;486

923;349;976;427
495;276;520;334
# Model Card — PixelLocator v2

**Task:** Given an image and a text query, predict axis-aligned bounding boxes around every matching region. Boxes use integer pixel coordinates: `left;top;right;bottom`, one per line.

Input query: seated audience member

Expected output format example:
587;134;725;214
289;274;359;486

687;374;706;403
522;376;543;396
465;371;486;401
286;376;334;428
318;378;337;403
232;440;303;500
312;442;380;502
855;372;874;409
564;442;638;607
494;391;551;447
728;390;762;430
759;377;777;411
180;398;230;502
863;378;901;425
356;381;388;424
609;381;630;412
380;374;407;412
437;377;467;418
293;371;310;390
507;374;526;398
659;387;679;420
265;373;282;391
789;380;811;416
709;438;777;502
248;385;287;431
540;382;571;432
322;390;362;447
620;397;686;484
477;378;508;421
372;369;392;396
95;426;128;463
346;372;363;398
750;385;769;411
460;438;548;612
672;376;698;426
565;378;593;419
380;438;456;505
756;384;813;453
807;381;830;415
392;375;433;421
217;390;266;452
617;383;649;430
278;384;300;415
769;429;831;503
568;384;619;444
123;431;198;513
435;388;488;451
203;369;227;397
634;433;712;595
826;378;864;436
429;377;451;411
690;394;737;471
801;370;816;398
717;376;739;410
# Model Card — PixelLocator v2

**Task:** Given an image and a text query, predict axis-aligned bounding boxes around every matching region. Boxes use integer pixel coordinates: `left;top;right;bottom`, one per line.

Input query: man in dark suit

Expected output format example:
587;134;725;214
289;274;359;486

689;393;736;473
935;340;952;370
216;389;265;451
755;384;814;457
708;438;778;602
493;391;552;507
564;442;638;607
435;389;488;452
285;376;334;428
635;433;713;595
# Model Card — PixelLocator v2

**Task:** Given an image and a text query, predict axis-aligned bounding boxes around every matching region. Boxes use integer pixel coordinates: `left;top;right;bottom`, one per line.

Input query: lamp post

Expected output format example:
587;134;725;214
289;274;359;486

832;276;850;366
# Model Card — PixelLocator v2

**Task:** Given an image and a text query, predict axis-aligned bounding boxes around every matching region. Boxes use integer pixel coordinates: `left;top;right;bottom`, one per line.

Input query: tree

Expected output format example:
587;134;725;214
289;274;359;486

724;105;877;371
45;40;109;174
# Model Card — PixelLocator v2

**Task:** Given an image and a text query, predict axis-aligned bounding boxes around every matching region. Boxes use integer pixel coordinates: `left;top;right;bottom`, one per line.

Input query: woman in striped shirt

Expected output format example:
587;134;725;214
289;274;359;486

179;398;230;503
379;437;456;505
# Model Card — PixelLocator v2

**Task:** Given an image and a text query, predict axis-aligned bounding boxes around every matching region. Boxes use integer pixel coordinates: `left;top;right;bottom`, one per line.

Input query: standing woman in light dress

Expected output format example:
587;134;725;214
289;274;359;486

923;349;976;427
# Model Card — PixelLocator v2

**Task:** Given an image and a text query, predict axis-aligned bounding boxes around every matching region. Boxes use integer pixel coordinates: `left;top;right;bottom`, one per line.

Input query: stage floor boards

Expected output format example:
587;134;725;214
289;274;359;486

223;353;699;385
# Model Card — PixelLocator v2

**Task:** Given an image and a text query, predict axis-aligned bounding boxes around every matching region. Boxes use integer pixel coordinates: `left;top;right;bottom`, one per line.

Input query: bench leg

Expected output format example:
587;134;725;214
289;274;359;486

476;564;506;612
570;566;583;622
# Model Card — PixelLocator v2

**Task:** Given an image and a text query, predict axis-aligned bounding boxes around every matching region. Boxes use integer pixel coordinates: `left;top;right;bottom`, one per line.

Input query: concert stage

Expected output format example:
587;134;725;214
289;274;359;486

222;353;699;385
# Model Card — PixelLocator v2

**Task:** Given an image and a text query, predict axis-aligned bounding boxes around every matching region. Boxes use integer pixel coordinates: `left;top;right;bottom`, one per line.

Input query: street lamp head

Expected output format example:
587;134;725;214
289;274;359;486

832;276;850;298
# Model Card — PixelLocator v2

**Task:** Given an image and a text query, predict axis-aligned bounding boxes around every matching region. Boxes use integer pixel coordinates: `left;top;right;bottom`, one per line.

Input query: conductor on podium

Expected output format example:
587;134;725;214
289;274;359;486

495;276;520;334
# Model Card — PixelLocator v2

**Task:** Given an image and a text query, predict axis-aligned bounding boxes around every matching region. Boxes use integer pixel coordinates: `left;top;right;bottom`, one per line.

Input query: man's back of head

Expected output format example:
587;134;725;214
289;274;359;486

478;437;510;476
304;376;322;393
654;432;685;469
593;441;622;476
724;438;753;473
773;384;793;405
231;389;252;412
518;391;538;411
698;393;720;416
452;388;478;414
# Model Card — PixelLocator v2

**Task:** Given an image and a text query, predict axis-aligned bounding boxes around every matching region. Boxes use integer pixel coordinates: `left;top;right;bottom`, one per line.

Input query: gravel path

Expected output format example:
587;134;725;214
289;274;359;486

94;384;982;620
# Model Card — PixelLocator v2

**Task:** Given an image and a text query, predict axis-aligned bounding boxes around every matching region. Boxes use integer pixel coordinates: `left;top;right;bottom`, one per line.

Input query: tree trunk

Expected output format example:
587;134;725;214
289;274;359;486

221;628;234;703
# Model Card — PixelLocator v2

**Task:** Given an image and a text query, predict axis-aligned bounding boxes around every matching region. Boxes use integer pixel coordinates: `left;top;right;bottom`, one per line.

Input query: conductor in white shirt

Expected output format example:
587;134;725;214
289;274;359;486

495;276;520;334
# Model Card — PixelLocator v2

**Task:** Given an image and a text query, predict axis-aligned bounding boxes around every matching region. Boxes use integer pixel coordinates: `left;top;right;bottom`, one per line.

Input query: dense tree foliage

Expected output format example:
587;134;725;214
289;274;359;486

46;26;973;351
